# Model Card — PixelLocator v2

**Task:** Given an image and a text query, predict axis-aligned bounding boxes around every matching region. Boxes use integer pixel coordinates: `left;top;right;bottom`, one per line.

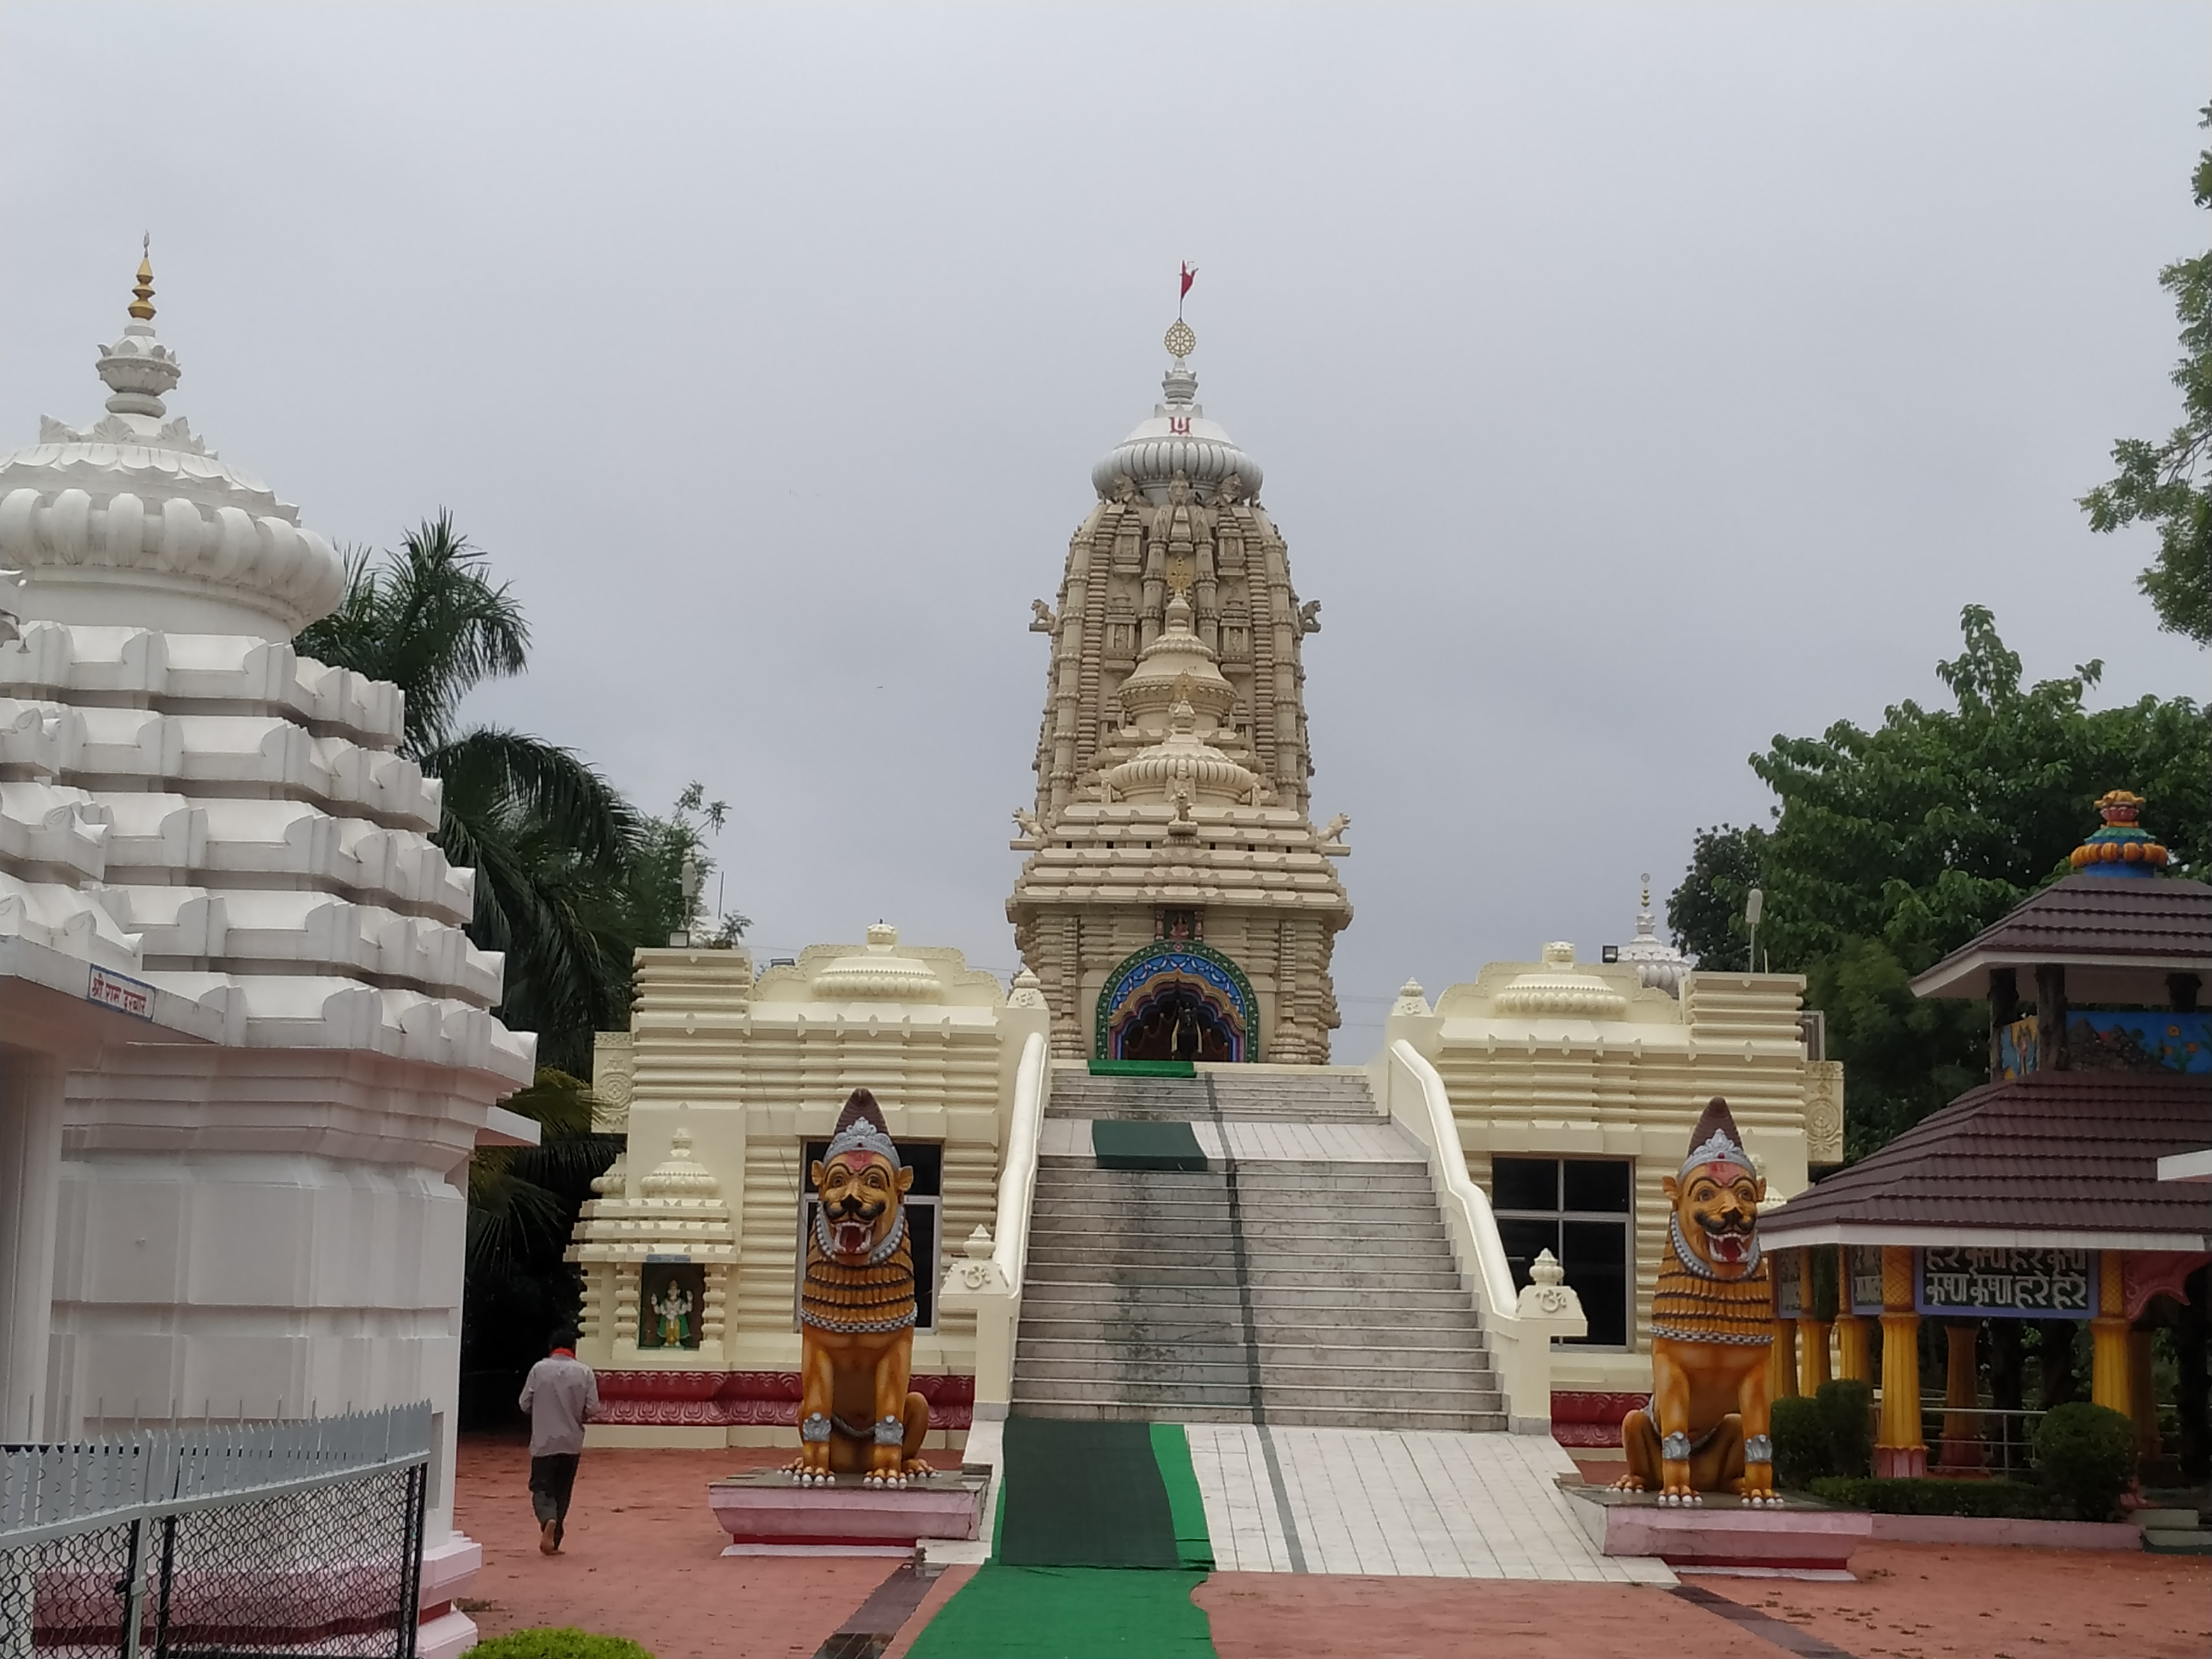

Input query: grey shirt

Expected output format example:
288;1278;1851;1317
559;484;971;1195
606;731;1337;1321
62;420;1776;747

518;1354;599;1457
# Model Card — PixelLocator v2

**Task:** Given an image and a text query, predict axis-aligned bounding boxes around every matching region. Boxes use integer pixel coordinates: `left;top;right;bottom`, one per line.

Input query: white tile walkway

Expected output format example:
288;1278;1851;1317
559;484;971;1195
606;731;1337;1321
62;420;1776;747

1184;1425;1674;1584
1037;1119;1421;1164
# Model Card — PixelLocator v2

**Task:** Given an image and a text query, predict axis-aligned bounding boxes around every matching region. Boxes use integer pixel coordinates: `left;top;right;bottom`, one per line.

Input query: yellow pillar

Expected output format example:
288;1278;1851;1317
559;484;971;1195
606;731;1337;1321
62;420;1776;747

2090;1253;2132;1417
1876;1244;1925;1477
1798;1249;1832;1396
2127;1328;2161;1464
1938;1322;1984;1468
1833;1246;1873;1382
1770;1266;1799;1402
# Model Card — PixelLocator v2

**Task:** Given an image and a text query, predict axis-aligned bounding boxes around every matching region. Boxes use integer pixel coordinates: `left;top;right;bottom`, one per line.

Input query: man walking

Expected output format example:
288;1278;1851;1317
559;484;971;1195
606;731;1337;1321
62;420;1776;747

518;1327;598;1554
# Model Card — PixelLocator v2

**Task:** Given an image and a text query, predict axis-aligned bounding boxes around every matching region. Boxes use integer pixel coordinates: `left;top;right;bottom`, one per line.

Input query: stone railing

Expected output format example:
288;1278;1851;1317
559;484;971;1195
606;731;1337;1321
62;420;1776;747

936;1029;1051;1417
1371;1038;1585;1432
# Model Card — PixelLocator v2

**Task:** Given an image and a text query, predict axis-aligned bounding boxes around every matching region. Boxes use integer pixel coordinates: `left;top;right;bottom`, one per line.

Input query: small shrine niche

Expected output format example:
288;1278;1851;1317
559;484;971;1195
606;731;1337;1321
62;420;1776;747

639;1261;707;1349
566;1123;737;1365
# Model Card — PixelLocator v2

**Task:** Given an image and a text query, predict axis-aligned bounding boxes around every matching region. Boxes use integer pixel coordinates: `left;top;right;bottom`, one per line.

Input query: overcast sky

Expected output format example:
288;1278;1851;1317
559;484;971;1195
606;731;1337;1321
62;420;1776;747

4;4;2204;1058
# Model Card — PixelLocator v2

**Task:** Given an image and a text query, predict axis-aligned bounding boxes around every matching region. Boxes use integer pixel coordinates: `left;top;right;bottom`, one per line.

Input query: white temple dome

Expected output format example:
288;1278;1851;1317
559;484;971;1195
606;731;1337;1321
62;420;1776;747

0;257;345;640
1089;339;1264;504
1494;942;1628;1018
812;922;946;1000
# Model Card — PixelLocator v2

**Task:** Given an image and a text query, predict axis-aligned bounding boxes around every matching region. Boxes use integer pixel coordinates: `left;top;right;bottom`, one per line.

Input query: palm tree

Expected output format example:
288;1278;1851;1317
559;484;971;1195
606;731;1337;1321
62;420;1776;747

295;511;643;1067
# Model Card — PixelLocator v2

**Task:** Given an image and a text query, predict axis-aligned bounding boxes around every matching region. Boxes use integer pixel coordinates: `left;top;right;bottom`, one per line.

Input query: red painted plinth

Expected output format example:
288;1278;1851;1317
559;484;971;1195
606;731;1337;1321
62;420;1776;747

1874;1444;1928;1478
707;1469;987;1552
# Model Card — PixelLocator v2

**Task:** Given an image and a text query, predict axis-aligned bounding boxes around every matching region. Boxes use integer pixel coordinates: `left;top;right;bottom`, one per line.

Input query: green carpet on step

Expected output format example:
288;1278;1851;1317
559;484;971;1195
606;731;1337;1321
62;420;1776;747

1087;1058;1196;1077
904;1567;1217;1659
998;1417;1183;1567
1091;1118;1208;1172
1150;1422;1215;1571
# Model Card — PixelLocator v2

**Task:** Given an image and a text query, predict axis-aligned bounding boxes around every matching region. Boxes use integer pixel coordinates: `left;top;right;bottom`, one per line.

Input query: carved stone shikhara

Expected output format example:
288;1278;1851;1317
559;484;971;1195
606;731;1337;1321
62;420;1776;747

1008;330;1352;1062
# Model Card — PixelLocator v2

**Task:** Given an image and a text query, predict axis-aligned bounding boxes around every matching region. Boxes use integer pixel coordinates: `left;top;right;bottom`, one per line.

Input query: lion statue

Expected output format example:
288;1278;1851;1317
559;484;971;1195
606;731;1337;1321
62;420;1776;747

790;1089;933;1488
1616;1097;1781;1506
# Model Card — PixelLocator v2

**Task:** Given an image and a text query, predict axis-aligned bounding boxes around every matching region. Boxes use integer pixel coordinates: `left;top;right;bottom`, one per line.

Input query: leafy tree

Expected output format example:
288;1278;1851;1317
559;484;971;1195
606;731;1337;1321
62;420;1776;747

1666;823;1770;967
2081;105;2212;645
295;512;643;1071
627;782;750;950
1672;606;2209;1155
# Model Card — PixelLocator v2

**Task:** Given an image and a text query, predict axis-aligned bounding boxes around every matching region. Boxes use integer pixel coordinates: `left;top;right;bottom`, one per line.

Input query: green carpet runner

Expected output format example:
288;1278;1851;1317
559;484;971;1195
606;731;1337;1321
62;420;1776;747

1090;1119;1209;1172
904;1419;1220;1657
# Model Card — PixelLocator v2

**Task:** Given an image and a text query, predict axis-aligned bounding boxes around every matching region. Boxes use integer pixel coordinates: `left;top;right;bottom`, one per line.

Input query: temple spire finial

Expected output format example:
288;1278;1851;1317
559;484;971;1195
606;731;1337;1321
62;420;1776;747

129;235;156;322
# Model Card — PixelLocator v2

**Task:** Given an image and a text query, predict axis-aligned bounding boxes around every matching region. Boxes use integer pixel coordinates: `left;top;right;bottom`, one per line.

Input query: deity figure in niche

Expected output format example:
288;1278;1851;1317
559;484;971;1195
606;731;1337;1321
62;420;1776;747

640;1262;703;1349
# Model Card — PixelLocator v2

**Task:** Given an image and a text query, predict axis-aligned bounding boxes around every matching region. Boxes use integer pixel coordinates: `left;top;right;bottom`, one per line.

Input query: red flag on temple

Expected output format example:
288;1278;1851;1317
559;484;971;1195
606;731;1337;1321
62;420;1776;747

1180;262;1197;300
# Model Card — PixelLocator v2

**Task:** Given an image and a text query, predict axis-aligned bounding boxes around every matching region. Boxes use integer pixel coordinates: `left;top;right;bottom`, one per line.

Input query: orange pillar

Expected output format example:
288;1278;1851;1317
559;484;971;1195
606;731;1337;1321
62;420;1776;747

1833;1245;1873;1382
1798;1249;1832;1396
1876;1244;1925;1477
2090;1254;2132;1417
1938;1322;1984;1468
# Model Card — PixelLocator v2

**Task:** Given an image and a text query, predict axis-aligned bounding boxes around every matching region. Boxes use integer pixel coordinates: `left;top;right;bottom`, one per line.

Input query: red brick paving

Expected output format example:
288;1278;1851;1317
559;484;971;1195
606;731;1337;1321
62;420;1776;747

455;1434;885;1658
1694;1541;2212;1659
454;1436;2212;1659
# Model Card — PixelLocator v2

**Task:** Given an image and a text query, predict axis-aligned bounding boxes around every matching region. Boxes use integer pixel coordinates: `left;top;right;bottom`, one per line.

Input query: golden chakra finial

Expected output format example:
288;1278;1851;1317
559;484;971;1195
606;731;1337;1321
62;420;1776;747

1164;317;1197;362
129;233;155;322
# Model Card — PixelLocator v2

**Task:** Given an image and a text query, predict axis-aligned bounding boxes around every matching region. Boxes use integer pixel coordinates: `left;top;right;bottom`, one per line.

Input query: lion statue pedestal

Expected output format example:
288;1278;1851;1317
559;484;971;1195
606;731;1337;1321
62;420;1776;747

789;1088;934;1489
1616;1097;1782;1507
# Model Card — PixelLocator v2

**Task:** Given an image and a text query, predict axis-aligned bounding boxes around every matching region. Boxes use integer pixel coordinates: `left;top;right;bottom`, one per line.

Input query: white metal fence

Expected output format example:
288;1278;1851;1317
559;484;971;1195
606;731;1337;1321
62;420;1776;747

2;1406;432;1659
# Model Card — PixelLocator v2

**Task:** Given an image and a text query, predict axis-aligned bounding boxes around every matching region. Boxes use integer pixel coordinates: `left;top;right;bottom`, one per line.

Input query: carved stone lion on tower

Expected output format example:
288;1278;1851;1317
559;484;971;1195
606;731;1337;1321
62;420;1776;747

1616;1097;1781;1506
789;1089;933;1488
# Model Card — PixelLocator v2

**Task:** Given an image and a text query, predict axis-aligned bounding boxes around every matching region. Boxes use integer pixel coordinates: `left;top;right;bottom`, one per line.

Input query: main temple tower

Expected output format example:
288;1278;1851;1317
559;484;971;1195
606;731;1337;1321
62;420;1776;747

1008;317;1352;1063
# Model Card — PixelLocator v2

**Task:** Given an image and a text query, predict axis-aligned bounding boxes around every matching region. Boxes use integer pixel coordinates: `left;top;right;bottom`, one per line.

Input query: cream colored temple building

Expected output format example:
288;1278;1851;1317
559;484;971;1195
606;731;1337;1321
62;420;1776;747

565;324;1841;1446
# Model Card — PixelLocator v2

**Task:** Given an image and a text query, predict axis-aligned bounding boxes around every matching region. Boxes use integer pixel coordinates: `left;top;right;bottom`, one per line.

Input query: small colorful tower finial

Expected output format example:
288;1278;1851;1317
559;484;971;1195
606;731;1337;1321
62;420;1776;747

129;234;156;322
2069;790;2168;878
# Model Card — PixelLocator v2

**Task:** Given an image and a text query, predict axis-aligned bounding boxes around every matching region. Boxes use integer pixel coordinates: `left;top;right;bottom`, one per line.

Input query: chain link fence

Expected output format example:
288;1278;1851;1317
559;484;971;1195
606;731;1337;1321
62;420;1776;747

2;1405;430;1659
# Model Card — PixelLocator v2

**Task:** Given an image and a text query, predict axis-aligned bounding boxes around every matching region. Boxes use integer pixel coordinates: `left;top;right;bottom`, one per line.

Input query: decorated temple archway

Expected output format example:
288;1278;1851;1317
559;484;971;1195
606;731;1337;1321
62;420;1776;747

1095;941;1259;1062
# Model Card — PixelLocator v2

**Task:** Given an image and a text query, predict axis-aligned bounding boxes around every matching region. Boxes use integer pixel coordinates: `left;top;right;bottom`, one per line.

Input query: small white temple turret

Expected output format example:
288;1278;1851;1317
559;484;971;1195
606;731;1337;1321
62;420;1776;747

1616;873;1693;997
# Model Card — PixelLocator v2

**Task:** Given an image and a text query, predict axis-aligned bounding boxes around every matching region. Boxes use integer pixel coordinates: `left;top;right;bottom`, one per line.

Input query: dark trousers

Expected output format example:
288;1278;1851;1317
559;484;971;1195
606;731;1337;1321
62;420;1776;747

529;1453;580;1525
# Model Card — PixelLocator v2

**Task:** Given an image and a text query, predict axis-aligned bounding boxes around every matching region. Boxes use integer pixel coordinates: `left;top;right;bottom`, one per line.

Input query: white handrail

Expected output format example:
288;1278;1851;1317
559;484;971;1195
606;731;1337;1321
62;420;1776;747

944;1030;1050;1413
1378;1038;1583;1432
1385;1040;1519;1317
993;1031;1050;1288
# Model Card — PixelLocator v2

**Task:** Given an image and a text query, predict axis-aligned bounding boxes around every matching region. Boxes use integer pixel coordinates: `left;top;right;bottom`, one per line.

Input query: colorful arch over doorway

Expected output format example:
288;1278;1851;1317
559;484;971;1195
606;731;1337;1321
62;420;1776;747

1094;941;1260;1063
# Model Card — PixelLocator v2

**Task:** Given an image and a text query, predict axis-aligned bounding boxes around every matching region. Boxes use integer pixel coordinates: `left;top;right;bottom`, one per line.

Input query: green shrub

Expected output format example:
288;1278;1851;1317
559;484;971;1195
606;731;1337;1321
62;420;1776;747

1809;1477;2059;1519
2033;1401;2137;1521
465;1630;654;1659
1770;1396;1832;1488
1814;1379;1874;1480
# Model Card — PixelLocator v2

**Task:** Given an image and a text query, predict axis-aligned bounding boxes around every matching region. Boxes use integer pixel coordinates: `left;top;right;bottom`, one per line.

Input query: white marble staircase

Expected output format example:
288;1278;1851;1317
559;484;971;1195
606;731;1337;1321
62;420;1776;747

1010;1068;1508;1431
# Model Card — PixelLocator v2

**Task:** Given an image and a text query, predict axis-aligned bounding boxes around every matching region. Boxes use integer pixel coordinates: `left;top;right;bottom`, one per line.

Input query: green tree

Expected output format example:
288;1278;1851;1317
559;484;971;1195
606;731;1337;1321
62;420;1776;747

295;512;643;1071
2081;105;2212;645
1666;823;1770;967
1673;606;2209;1156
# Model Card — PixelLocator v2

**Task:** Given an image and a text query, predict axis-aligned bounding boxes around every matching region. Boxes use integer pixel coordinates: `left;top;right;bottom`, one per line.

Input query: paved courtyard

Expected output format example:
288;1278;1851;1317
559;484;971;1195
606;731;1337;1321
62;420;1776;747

453;1434;2211;1658
1183;1424;1670;1580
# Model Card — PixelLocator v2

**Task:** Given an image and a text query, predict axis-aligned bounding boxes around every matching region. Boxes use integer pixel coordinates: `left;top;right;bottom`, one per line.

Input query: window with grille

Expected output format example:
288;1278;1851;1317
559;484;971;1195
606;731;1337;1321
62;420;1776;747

1489;1156;1633;1347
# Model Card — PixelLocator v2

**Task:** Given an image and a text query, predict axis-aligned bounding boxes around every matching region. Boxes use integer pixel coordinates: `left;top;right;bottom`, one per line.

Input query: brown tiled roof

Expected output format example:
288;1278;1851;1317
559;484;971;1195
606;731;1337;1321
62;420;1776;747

1911;873;2212;1000
1760;1072;2212;1245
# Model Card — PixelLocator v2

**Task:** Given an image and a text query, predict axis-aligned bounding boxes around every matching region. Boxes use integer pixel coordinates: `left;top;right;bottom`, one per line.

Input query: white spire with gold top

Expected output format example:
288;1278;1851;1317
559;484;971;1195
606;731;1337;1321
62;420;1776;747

0;246;346;638
1010;278;1350;1063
